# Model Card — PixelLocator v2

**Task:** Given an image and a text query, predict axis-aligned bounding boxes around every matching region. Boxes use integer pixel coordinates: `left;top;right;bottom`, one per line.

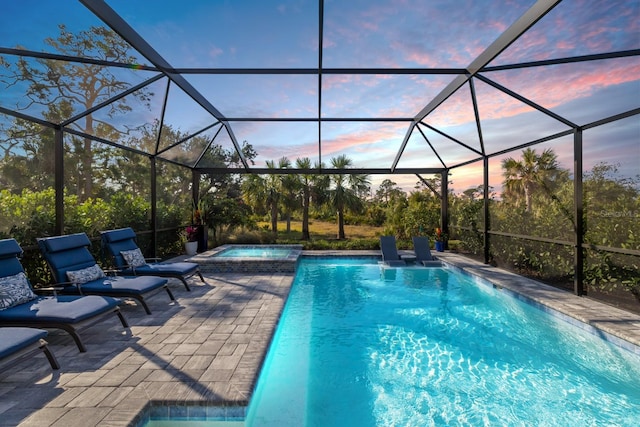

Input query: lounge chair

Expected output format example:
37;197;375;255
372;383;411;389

0;327;59;372
37;233;174;315
0;238;128;352
379;236;407;266
412;236;443;267
100;227;204;292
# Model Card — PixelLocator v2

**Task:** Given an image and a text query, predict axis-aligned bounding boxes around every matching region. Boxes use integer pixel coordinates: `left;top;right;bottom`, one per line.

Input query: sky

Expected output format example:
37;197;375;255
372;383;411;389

0;0;638;194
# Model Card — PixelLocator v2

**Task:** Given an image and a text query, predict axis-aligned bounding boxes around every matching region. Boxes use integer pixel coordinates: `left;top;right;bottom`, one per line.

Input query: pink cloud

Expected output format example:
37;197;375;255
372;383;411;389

322;37;336;50
483;60;640;119
404;51;434;67
208;46;223;58
320;123;407;157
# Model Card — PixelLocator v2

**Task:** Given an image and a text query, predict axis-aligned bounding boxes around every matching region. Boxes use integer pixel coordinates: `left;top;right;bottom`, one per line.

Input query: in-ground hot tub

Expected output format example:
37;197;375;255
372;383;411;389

189;244;303;273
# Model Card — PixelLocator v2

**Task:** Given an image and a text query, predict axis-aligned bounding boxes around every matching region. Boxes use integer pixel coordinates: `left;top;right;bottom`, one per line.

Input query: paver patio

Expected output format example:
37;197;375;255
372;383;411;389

1;252;639;427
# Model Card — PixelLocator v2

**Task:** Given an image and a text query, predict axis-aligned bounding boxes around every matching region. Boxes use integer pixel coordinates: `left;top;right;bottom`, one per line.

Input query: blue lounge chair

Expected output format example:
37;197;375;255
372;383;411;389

0;238;128;352
379;236;407;266
37;233;174;315
100;227;204;292
412;236;443;267
0;327;59;372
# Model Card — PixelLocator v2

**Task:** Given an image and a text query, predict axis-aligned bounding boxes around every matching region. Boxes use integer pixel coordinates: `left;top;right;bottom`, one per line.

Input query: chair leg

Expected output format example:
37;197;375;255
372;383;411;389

197;271;205;283
165;285;176;301
39;341;60;370
179;276;191;292
61;327;88;352
132;295;152;315
115;307;129;328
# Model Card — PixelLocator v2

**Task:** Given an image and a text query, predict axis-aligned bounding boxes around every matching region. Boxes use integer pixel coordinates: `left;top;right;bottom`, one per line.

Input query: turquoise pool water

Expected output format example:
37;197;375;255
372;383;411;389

214;248;293;258
245;258;640;426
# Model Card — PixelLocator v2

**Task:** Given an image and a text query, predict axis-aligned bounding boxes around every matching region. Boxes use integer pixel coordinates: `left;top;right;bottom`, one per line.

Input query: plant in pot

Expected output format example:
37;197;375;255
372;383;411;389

434;227;447;252
183;225;199;255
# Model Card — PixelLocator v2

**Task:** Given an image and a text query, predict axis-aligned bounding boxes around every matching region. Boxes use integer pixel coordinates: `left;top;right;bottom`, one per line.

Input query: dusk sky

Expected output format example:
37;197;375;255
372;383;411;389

1;0;638;194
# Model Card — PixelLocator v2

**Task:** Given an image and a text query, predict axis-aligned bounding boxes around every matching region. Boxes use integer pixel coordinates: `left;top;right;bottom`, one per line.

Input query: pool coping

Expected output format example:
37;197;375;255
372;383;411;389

436;252;640;352
2;250;639;427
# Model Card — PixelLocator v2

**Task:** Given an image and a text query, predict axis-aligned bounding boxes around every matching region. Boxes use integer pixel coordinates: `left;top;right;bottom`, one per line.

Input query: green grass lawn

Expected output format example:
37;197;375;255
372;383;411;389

246;219;384;249
229;219;452;250
259;219;382;240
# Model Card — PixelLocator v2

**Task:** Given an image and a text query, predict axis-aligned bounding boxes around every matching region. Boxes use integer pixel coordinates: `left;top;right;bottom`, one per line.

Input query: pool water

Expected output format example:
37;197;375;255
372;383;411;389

245;258;640;426
215;248;293;258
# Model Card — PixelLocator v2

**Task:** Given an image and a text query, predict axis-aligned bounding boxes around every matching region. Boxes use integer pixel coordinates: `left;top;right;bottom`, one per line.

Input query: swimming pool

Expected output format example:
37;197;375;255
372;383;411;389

244;258;640;426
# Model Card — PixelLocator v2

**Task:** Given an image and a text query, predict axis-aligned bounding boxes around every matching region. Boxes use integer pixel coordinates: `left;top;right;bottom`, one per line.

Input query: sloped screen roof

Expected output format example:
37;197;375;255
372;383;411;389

0;0;638;180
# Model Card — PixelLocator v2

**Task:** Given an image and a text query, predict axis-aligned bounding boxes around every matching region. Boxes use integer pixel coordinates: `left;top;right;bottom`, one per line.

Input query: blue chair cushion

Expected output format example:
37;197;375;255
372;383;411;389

40;233;92;253
130;262;199;277
0;295;120;323
0;327;48;360
0;239;22;259
77;276;167;296
0;239;27;277
38;234;102;284
100;229;139;269
101;227;137;243
0;272;37;310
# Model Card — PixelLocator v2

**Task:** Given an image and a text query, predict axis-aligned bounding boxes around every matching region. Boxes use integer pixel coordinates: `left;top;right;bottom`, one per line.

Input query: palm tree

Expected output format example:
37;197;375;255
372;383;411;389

329;155;371;239
241;173;267;215
278;158;300;233
263;158;289;237
501;148;562;213
295;157;313;240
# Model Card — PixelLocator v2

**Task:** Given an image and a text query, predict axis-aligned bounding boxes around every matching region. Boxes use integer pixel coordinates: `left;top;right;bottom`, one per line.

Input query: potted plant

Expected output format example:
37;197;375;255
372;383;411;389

434;227;447;252
184;225;199;255
192;199;208;252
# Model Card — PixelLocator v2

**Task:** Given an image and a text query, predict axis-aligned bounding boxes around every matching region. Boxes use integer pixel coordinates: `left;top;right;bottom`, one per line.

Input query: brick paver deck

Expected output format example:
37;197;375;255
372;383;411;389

0;269;294;427
1;251;638;427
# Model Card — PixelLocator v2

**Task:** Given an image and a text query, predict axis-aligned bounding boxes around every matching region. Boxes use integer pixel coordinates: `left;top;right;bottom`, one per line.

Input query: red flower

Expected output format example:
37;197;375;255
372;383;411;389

185;226;198;242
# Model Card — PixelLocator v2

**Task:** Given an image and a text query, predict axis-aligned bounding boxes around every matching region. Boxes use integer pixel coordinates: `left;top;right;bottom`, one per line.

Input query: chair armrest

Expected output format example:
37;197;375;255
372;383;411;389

33;286;65;297
43;280;86;295
145;257;161;262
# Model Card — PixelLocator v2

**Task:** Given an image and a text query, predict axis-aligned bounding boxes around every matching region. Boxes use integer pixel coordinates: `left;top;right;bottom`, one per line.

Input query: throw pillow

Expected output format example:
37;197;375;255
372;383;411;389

66;264;106;284
0;272;37;310
121;248;146;268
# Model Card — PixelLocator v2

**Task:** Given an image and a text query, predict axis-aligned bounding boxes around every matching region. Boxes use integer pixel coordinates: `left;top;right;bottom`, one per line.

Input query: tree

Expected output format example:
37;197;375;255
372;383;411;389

329;155;371;240
279;158;300;233
501;148;564;213
266;158;284;236
203;196;254;245
241;173;268;217
0;119;56;192
198;140;257;199
375;179;404;204
295;157;313;240
0;25;150;200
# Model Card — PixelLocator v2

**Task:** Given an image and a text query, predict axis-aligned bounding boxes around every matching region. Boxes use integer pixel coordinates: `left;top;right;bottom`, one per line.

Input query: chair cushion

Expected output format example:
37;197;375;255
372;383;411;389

0;327;48;360
101;227;136;243
40;233;91;253
0;272;37;310
0;295;120;323
0;239;22;259
78;276;167;296
37;234;98;284
121;248;146;268
134;262;199;276
66;264;106;284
